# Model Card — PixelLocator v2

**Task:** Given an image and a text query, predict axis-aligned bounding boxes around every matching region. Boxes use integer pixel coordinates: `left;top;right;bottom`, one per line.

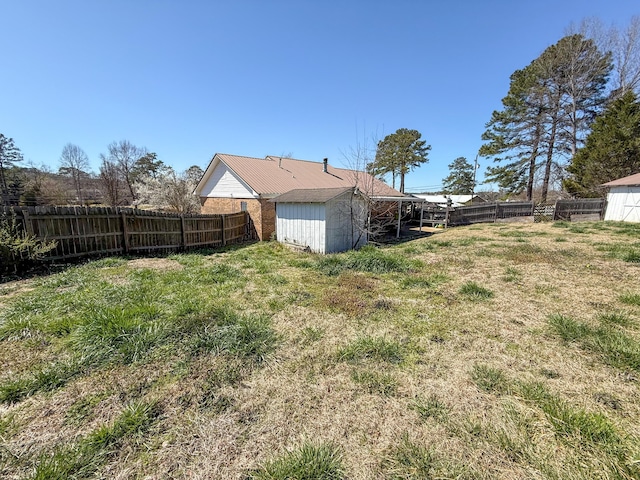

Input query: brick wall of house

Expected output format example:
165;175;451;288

200;197;274;240
259;198;276;240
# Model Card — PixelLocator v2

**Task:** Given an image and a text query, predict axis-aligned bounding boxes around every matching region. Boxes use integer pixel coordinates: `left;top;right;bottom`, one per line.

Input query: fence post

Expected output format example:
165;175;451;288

221;214;226;246
21;208;34;236
494;203;498;223
120;209;130;254
180;214;186;250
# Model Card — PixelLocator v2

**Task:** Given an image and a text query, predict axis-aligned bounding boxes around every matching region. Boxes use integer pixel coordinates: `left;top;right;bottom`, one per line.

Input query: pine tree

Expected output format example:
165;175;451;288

369;128;430;193
0;134;24;205
442;157;475;194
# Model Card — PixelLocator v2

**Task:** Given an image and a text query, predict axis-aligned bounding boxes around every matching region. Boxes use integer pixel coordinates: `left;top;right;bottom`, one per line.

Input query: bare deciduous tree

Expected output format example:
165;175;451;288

101;140;147;203
59;143;90;204
99;158;124;206
570;16;640;97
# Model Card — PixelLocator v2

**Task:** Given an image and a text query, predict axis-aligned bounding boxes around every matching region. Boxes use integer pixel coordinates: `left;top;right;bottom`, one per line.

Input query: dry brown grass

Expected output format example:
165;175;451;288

1;221;639;479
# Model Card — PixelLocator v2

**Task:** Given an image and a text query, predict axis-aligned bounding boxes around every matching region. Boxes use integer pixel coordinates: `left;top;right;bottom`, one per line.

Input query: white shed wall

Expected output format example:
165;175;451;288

200;162;256;198
605;187;640;222
276;203;326;253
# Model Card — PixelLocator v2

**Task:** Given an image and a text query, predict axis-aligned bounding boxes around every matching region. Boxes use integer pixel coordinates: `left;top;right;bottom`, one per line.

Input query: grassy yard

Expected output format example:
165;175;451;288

1;221;639;479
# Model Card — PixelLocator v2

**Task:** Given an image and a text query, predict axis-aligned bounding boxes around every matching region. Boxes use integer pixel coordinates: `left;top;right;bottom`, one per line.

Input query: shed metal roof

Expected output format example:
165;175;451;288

602;172;640;187
270;187;356;203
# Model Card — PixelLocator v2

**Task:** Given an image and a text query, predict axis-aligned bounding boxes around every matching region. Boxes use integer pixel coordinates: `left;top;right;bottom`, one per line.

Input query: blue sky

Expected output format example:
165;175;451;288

1;1;638;192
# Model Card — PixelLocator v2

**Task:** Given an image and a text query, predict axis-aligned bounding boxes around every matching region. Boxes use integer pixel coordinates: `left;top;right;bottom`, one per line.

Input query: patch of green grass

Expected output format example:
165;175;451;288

0;359;80;404
518;381;625;454
459;281;494;300
597;312;632;328
248;442;344;480
31;401;160;480
337;336;404;364
595;242;640;263
548;314;640;372
410;394;448;422
315;245;420;276
350;369;398;396
191;313;277;364
619;292;640;307
470;364;508;394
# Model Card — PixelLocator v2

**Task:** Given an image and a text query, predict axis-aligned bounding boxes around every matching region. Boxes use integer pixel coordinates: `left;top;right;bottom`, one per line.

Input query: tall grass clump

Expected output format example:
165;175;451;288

248;442;344;480
70;305;169;365
191;311;277;364
315;245;419;276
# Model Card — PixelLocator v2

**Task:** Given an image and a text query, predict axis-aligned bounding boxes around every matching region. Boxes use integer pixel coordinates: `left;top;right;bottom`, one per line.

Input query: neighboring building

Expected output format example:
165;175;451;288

270;187;368;253
603;172;640;222
194;154;403;240
411;194;484;208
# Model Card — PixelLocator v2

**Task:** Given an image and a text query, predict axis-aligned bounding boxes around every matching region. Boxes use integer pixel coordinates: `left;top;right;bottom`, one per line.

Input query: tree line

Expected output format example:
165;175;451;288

0;137;202;213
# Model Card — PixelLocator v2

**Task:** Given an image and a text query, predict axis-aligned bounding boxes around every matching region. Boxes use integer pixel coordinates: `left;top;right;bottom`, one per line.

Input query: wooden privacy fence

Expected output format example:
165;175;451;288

450;202;534;225
443;199;606;226
1;206;250;261
553;198;605;221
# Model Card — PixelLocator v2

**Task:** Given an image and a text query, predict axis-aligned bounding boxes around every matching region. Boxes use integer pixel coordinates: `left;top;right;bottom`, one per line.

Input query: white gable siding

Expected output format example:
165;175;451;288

200;162;256;198
276;203;326;253
605;186;640;222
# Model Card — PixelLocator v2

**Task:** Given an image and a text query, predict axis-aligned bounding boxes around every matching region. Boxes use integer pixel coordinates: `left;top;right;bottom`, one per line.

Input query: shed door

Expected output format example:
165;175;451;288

621;188;640;222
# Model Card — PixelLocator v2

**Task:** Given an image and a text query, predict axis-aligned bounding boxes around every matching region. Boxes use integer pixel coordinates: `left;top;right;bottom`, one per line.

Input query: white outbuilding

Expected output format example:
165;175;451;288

270;187;368;253
603;172;640;222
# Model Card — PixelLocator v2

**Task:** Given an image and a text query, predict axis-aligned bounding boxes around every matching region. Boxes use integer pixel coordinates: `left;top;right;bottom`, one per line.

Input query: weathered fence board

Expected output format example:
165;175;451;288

1;206;249;261
554;198;605;221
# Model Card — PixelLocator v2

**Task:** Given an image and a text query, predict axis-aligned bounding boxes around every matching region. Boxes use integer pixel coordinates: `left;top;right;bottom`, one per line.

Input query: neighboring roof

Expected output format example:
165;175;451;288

194;153;403;198
270;187;356;203
602;172;640;187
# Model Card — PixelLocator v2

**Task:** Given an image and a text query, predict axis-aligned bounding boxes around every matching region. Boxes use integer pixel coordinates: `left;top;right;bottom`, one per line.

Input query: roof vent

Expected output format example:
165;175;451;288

323;158;328;173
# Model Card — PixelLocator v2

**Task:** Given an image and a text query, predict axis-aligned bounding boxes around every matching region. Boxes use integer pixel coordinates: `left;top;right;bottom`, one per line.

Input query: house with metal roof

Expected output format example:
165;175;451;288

194;154;404;240
603;172;640;222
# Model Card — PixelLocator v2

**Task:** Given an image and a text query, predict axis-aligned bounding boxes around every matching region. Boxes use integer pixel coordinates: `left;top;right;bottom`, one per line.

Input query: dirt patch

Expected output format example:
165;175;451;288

127;258;183;271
